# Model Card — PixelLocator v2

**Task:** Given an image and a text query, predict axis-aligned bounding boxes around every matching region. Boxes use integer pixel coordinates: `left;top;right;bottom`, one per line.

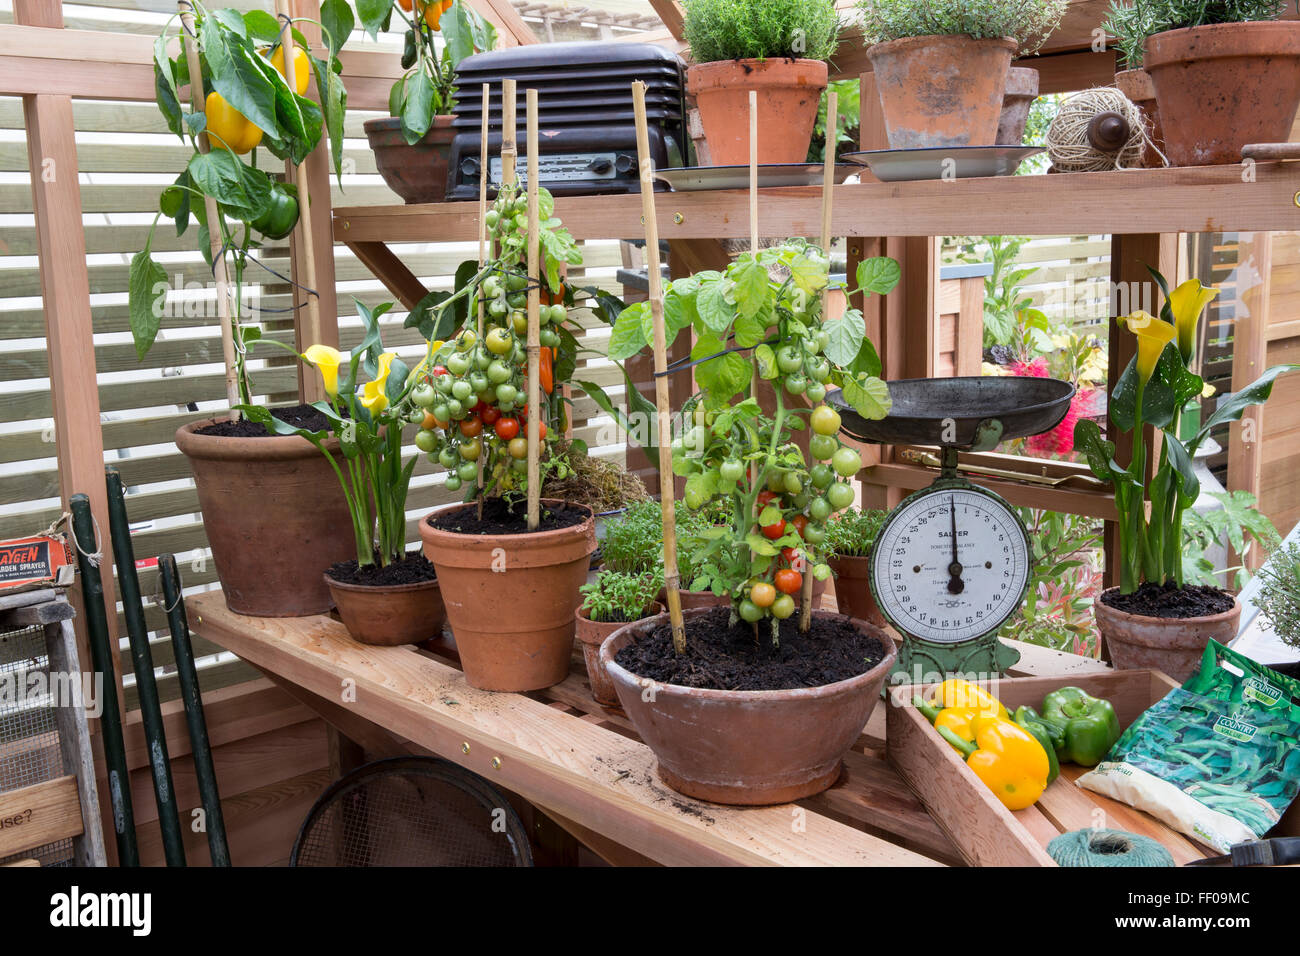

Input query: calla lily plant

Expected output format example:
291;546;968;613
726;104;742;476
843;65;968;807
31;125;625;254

1075;269;1297;592
239;298;429;569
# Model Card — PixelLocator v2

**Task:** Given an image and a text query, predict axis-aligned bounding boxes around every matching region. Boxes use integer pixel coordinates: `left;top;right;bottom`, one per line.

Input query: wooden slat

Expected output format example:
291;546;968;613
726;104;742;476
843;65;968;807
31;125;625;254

0;775;83;858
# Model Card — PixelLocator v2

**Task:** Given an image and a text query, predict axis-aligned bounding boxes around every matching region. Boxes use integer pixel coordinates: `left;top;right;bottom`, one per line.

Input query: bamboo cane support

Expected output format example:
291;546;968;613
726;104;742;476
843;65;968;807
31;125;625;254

178;1;240;420
500;78;517;186
749;89;758;257
632;81;686;652
476;82;490;510
525;89;541;531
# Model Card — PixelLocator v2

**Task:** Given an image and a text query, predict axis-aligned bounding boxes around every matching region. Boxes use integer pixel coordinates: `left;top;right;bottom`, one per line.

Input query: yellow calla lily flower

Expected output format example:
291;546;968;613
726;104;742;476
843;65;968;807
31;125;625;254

1167;278;1218;363
303;344;342;398
1120;310;1177;385
360;351;396;415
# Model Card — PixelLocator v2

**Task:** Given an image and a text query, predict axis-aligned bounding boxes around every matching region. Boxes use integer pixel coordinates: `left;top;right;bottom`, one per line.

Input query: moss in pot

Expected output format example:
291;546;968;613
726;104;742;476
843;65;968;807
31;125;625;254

576;570;664;706
1074;269;1297;681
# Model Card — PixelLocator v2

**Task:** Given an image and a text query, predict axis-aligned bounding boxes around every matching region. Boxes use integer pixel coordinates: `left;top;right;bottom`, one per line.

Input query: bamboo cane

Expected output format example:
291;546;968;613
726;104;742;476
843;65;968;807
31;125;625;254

632;80;686;652
525;88;541;531
749;89;758;257
500;78;517;186
178;1;240;420
274;0;324;404
476;82;490;513
801;89;837;633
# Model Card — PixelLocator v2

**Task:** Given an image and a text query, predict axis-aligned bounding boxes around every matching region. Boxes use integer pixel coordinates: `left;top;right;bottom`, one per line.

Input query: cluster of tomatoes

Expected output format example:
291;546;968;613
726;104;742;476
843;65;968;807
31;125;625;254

774;332;834;403
397;0;455;30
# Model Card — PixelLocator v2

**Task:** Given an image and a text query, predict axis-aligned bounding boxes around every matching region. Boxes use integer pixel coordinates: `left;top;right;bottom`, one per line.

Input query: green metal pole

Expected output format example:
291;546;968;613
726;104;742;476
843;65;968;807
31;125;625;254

105;468;187;867
158;553;231;866
70;493;139;868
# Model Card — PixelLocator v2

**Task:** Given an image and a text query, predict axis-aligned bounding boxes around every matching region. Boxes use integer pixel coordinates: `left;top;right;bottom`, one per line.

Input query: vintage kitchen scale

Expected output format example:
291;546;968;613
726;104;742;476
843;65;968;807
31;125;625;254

829;376;1075;683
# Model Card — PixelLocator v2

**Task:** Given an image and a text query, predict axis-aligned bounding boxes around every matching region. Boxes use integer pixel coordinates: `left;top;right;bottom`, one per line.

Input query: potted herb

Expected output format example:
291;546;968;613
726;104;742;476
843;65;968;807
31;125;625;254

415;179;595;692
358;0;497;203
1111;0;1300;166
136;4;352;617
243;300;443;645
856;0;1066;149
576;570;664;705
1255;543;1300;678
825;506;888;627
1103;0;1167;167
683;0;839;165
599;240;902;804
1074;270;1297;680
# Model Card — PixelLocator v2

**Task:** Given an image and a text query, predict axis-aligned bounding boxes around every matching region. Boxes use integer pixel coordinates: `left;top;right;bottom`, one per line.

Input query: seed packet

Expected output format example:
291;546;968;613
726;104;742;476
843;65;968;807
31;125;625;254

1077;640;1300;852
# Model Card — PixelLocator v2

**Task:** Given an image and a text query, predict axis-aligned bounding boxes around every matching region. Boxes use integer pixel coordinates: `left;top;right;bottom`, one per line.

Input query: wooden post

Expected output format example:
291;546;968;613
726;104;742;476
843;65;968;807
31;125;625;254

525;88;541;531
632;80;686;652
1228;232;1271;571
178;0;240;420
476;82;490;507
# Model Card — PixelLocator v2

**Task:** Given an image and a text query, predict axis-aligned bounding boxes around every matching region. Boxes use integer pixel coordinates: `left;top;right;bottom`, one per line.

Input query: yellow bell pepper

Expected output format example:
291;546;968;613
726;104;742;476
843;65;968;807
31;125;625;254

939;712;1051;811
205;91;262;155
926;678;1008;720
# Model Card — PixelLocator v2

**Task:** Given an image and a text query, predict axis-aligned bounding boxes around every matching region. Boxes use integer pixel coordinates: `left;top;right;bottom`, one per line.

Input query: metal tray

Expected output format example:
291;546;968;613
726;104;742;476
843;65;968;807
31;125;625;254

841;145;1043;182
654;164;860;191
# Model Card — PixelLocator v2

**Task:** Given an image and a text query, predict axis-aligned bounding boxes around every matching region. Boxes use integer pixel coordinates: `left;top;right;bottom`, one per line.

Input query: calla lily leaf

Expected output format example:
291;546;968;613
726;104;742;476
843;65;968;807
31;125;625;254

1110;344;1203;432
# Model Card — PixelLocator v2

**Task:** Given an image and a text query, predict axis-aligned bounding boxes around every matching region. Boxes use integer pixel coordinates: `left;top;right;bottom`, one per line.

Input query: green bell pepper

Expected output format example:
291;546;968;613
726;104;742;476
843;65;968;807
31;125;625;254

1012;706;1062;784
1041;686;1121;768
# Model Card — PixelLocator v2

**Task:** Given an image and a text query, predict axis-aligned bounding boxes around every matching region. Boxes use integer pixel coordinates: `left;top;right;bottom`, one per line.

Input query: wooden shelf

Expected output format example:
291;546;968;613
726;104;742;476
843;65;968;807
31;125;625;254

335;162;1300;244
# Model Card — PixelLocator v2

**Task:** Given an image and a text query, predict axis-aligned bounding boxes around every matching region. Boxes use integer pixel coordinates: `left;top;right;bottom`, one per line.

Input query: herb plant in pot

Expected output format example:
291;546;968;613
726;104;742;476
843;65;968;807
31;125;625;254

1075;271;1297;681
576;570;663;706
857;0;1066;148
1104;0;1167;167
682;0;839;166
416;179;595;692
825;506;888;627
600;240;902;805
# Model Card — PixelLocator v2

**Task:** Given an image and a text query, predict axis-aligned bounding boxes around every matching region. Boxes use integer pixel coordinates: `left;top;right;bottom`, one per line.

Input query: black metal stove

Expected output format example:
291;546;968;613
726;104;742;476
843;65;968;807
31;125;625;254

446;42;686;199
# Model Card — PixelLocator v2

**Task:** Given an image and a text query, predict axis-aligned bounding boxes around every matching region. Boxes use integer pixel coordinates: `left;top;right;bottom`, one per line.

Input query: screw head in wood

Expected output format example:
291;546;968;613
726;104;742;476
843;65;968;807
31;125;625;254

673;213;684;224
461;742;470;754
491;756;502;769
1294;191;1300;208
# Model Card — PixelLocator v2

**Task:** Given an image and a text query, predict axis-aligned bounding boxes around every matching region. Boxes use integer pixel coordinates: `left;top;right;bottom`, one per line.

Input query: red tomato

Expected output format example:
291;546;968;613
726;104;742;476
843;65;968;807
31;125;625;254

494;417;520;440
459;417;483;438
761;519;786;541
480;406;501;426
781;546;804;566
757;490;780;507
791;514;809;538
432;365;448;376
775;568;802;595
472;399;488;415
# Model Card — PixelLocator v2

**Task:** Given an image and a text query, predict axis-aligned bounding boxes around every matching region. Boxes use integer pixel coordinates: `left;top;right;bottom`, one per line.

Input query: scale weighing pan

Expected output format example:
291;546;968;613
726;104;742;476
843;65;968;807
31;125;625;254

828;376;1075;450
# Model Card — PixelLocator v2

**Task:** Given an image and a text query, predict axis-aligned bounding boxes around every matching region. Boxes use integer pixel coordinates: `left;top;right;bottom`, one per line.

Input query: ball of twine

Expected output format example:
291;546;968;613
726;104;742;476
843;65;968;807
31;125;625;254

1046;87;1153;172
1047;828;1175;867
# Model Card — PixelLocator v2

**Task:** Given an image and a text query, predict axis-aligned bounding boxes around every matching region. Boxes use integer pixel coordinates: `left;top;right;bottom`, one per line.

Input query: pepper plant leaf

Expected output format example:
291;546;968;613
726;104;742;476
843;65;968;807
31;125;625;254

607;300;650;360
128;246;168;360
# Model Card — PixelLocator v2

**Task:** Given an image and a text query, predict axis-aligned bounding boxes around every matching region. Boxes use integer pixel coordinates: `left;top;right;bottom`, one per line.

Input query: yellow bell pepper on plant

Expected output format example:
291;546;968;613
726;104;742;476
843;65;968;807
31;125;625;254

270;44;310;95
205;91;262;155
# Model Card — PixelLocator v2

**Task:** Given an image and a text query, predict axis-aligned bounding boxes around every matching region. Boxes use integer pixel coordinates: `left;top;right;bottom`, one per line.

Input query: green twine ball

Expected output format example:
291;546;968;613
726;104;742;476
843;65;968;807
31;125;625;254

1048;829;1175;867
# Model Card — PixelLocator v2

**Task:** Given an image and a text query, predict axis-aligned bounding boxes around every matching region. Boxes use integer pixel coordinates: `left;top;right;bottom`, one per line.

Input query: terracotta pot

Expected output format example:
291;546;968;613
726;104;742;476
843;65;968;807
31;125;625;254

601;609;897;805
868;35;1018;149
1145;21;1300;167
1114;68;1166;168
576;602;663;706
658;586;729;611
827;553;886;628
175;420;355;617
686;58;828;166
419;500;596;691
364;115;456;204
326;574;446;646
1094;587;1242;683
996;67;1039;145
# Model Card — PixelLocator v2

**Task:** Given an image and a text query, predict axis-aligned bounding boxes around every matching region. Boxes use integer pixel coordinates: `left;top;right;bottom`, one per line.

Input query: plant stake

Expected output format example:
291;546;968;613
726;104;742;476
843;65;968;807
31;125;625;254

632;80;686;653
476;81;490;513
526;88;541;531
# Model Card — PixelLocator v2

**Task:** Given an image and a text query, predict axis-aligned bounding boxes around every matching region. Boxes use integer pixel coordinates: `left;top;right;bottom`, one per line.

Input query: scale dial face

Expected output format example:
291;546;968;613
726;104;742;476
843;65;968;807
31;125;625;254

870;485;1030;645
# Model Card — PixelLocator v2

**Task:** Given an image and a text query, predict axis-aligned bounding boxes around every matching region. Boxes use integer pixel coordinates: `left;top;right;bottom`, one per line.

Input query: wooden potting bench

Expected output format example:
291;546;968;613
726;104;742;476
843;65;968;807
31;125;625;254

189;589;1115;866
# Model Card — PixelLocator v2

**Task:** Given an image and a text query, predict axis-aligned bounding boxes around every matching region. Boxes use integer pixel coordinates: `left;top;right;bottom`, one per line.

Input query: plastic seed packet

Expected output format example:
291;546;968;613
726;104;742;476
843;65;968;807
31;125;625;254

1077;640;1300;852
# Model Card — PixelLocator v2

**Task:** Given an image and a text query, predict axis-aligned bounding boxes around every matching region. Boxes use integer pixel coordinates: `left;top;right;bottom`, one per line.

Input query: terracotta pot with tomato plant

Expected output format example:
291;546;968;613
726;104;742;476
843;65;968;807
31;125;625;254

133;5;352;616
599;239;902;805
359;0;496;204
413;178;597;692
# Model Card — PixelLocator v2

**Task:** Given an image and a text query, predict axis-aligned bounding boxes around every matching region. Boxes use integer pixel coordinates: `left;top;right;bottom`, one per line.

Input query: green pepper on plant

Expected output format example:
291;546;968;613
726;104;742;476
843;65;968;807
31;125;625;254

1041;686;1121;767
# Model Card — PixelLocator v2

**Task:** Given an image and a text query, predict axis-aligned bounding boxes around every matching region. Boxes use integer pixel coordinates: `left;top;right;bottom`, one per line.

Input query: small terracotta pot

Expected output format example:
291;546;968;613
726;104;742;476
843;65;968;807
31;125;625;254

419;500;596;691
1145;21;1300;167
658;586;730;610
175;420;355;617
996;67;1039;146
827;553;886;628
601;609;897;805
576;602;663;706
1094;587;1242;683
686;58;828;166
1114;68;1166;168
364;115;456;204
868;35;1018;149
326;574;446;646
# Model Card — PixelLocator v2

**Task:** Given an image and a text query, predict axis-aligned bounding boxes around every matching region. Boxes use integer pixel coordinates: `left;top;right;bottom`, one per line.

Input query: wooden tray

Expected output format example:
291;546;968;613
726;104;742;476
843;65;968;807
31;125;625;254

886;669;1216;866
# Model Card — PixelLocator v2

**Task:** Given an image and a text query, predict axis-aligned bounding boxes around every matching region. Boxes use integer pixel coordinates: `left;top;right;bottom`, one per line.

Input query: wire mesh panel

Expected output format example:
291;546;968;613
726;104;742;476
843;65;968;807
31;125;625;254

291;757;533;867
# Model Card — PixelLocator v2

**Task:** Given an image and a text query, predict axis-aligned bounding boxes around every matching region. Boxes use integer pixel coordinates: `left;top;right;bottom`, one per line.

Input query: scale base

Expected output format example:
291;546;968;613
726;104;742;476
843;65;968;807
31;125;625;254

889;634;1022;687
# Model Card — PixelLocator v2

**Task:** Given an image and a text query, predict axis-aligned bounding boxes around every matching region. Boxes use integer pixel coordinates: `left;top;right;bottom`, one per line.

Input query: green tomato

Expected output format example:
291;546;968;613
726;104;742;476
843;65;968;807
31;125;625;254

810;433;838;461
511;456;528;473
506;271;528;292
412;383;436;408
805;382;827;404
802;335;822;355
816;329;830;353
549;304;568;324
783;471;803;496
445;399;465;419
719;460;745;484
474;347;492;371
767;471;787;493
445;475;462;491
776;345;803;374
784;374;807;396
484;211;500;231
446;352;471;376
810;405;842;436
832;447;863;478
802;523;827;545
539;328;560;348
771;594;796;620
414;429;438;453
827;482;855;510
809;496;832;521
488;299;508;318
738;599;764;623
468;371;489;393
434;374;454;395
457;461;479;482
806;357;831;383
810;463;834;490
496;384;518;404
813;563;832;581
508;292;527;310
487;359;512;384
451;379;474;401
438;447;458;469
432;403;450;424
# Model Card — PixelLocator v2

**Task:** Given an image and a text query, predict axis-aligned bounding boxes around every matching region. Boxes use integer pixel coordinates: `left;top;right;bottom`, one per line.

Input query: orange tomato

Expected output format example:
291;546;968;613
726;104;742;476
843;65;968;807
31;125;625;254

459;416;483;438
750;582;777;608
774;568;803;595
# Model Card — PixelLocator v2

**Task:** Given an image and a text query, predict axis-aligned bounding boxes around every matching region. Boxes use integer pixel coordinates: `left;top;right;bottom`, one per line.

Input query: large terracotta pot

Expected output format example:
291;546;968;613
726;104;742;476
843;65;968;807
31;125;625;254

867;35;1018;149
996;66;1039;145
176;420;355;616
827;553;886;628
686;58;828;166
575;602;663;706
326;574;446;647
1094;587;1242;683
419;500;596;691
601;609;897;805
1114;68;1166;168
364;115;456;204
1145;21;1300;166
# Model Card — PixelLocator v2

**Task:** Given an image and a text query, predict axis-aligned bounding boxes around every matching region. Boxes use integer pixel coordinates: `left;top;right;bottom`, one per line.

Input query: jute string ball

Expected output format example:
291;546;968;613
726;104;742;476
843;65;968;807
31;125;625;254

1046;87;1156;172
